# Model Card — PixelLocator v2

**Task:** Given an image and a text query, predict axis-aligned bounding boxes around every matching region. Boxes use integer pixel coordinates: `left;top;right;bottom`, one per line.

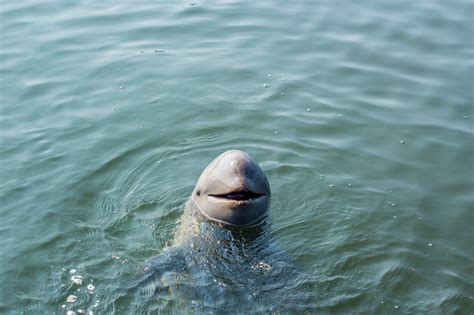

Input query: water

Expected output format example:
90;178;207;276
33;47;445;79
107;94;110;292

1;1;473;313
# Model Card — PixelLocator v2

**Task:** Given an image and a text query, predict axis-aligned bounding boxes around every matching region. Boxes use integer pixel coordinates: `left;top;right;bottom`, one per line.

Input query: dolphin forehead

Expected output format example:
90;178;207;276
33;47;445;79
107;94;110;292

197;150;270;195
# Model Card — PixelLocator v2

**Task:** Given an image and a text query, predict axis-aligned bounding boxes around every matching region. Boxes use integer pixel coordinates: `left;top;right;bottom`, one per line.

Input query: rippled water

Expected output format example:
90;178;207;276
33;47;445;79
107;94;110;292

1;1;473;313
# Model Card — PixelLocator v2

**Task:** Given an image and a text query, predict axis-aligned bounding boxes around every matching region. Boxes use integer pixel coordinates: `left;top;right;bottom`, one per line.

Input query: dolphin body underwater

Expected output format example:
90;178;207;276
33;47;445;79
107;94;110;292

127;150;313;312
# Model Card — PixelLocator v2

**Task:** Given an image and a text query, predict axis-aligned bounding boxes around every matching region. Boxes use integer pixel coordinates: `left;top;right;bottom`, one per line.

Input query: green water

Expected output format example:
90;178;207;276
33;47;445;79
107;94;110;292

1;1;473;313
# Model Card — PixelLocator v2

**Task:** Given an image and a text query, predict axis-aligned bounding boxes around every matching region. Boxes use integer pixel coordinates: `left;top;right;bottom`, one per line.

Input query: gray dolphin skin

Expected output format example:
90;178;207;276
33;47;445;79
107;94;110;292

191;150;271;227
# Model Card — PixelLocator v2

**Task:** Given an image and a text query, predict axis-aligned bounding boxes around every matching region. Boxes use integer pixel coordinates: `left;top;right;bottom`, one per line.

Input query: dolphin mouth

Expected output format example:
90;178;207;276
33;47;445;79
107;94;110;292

208;190;265;201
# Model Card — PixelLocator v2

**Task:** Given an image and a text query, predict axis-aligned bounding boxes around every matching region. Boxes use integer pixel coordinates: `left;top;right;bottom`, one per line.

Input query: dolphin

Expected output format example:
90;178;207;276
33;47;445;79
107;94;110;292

125;150;312;312
191;149;271;227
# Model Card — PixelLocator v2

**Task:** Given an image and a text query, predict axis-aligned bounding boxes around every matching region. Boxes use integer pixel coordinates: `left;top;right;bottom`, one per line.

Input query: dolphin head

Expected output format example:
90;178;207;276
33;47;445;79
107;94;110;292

192;150;271;227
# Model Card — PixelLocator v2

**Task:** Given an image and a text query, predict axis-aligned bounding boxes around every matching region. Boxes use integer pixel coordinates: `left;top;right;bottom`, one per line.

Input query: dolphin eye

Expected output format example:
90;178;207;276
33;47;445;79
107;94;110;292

196;190;201;196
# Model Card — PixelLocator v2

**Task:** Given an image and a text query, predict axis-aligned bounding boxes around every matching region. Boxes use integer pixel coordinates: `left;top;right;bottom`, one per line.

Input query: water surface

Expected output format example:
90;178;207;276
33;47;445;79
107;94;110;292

1;1;473;313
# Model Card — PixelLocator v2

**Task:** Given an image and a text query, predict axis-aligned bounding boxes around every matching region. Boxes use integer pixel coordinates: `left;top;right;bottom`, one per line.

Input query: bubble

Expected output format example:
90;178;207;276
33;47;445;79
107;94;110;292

329;184;335;188
393;215;398;219
306;108;311;111
88;284;96;291
267;74;272;77
347;183;352;187
274;131;279;134
428;243;433;247
281;92;286;96
66;295;77;303
338;114;343;117
120;86;125;89
253;261;272;271
282;78;287;81
400;140;405;144
69;269;77;274
67;311;75;315
71;275;83;285
263;83;270;88
394;305;399;309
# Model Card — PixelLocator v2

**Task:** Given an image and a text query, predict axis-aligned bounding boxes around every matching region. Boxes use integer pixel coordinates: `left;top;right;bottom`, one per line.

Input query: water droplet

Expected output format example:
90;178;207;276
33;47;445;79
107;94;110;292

66;295;78;303
119;86;125;89
306;108;311;111
391;203;396;207
263;83;270;88
267;74;272;77
274;130;279;134
393;215;398;219
428;243;433;247
394;305;399;309
400;140;405;144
